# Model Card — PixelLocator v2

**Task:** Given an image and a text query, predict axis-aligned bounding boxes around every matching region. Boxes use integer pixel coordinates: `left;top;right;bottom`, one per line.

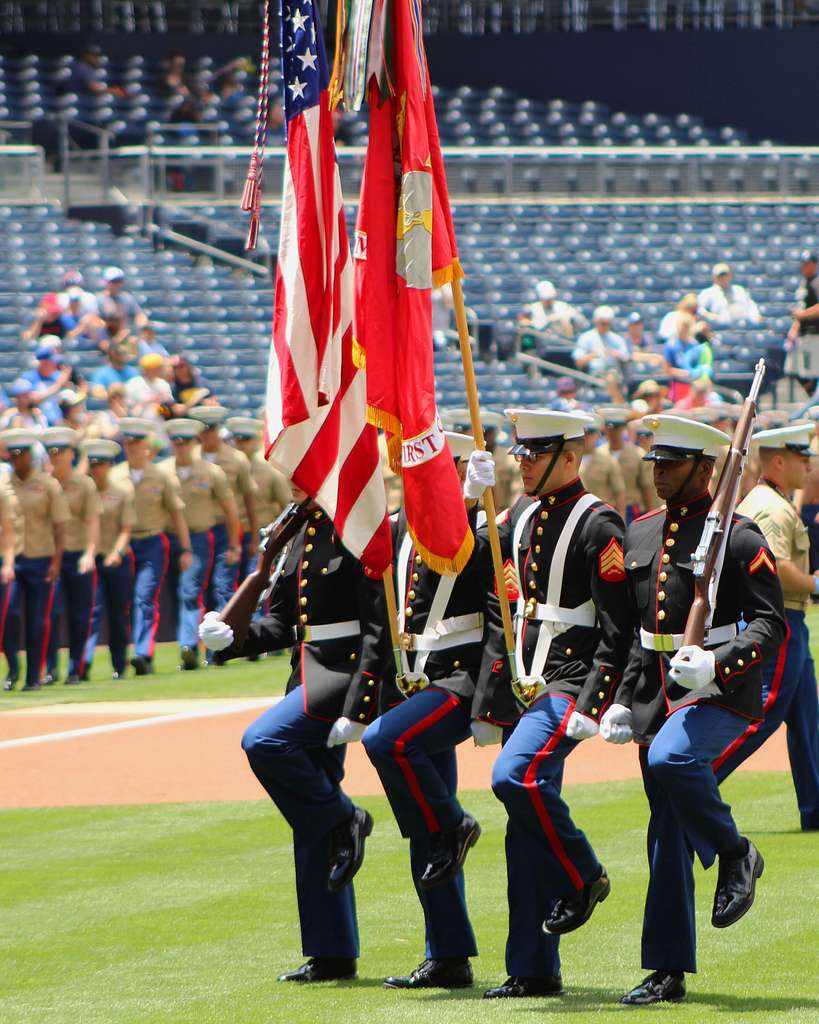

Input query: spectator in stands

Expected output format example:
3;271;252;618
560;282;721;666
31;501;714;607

88;383;128;440
550;376;582;411
170;356;212;414
432;285;455;349
789;251;819;342
90;343;139;395
96;267;148;330
572;305;630;377
69;44;124;99
663;313;703;402
58;289;86;336
697;262;761;326
23;293;66;341
672;376;714;412
519;280;587;340
157;50;211;109
0;380;48;430
22;345;72;425
125;355;174;423
137;325;170;360
57;389;90;441
626;312;666;371
58;271;98;317
632;379;668;415
658;292;699;342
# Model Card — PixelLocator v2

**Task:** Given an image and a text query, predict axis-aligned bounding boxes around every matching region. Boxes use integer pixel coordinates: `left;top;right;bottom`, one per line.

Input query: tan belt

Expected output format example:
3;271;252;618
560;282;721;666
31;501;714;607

639;623;738;654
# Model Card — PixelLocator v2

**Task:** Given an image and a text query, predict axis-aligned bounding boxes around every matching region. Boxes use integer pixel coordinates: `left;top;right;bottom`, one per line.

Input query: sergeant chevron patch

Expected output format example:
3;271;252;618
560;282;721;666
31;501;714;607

598;538;626;582
749;547;777;575
495;558;520;601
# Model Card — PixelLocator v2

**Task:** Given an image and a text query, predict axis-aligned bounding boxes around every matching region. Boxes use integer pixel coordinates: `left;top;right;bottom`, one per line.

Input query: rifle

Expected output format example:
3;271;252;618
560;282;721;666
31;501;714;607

680;359;766;651
219;500;311;648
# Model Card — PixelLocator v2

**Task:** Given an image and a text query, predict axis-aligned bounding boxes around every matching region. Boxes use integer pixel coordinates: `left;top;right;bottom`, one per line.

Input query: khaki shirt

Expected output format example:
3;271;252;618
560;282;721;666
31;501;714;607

96;478;137;557
159;457;230;534
580;448;625;508
57;470;103;553
206;444;256;525
493;449;521;512
605;442;645;509
638;456;661;510
0;479;22;555
738;482;810;611
110;462;184;540
9;470;70;558
250;452;291;529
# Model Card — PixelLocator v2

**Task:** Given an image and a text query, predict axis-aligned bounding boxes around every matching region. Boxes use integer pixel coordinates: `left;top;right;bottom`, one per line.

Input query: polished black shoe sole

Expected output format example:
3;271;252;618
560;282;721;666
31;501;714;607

130;657;151;676
544;874;611;935
621;989;686;1005
712;848;764;929
418;818;482;891
328;809;374;893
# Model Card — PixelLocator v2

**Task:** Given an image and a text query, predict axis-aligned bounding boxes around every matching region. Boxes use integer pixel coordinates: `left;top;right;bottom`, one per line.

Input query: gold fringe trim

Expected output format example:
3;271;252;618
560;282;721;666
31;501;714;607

352;335;367;370
328;0;348;112
409;523;475;577
432;257;465;290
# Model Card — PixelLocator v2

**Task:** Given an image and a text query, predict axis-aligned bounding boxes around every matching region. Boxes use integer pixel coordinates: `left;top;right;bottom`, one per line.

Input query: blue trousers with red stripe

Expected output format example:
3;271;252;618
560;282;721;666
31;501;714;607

491;694;602;979
362;687;478;960
207;521;239;613
241;686;359;959
238;528;257;585
130;534;169;660
46;550;98;678
83;553;133;675
640;703;748;975
3;555;54;686
167;531;214;649
714;609;819;830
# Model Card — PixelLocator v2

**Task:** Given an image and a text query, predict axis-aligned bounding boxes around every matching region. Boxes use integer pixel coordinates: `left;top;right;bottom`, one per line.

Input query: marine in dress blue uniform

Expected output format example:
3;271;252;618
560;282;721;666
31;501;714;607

611;415;786;1006
473;410;634;1000
714;424;819;830
81;439;136;679
201;501;389;983
362;433;490;991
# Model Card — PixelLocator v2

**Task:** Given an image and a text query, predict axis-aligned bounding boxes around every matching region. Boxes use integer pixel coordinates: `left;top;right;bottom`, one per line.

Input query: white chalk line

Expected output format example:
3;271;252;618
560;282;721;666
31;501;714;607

0;697;278;751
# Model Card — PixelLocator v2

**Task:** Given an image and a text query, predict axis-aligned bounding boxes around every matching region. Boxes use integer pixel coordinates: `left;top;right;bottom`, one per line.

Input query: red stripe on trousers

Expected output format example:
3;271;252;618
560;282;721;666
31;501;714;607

712;619;792;772
77;565;98;676
38;580;57;679
393;694;461;833
522;701;585;891
148;535;170;658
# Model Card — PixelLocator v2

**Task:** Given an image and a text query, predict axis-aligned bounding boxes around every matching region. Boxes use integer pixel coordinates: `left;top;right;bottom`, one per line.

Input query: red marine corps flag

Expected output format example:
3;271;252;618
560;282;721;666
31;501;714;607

242;0;391;577
335;0;473;574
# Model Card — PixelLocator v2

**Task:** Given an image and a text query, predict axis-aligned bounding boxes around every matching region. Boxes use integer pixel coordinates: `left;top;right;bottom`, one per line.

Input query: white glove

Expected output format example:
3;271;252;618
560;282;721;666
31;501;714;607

600;703;633;745
326;717;366;747
198;611;234;651
668;645;716;690
471;720;503;747
463;450;497;500
566;710;600;741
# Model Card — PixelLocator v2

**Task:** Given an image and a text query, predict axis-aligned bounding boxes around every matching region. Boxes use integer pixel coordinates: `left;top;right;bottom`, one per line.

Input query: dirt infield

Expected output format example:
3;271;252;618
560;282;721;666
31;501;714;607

0;697;790;809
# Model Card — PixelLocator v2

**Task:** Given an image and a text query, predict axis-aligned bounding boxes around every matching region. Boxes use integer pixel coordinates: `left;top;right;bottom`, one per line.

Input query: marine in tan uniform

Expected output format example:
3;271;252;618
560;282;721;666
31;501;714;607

0;477;20;654
161;418;241;670
630;420;661;510
721;423;819;829
190;405;257;612
110;417;191;675
42;427;102;685
1;428;69;690
81;438;136;679
599;406;654;523
225;416;292;583
579;417;626;518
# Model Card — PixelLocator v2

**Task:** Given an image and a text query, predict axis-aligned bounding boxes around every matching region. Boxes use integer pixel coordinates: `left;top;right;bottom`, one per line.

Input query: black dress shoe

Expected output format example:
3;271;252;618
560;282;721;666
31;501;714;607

544;868;610;934
179;646;199;671
130;655;152;676
42;673;56;686
712;839;764;928
278;958;357;983
328;806;373;892
419;812;481;890
64;674;81;686
3;674;17;691
21;682;41;691
80;666;90;682
483;976;563;999
384;958;473;989
621;970;686;1005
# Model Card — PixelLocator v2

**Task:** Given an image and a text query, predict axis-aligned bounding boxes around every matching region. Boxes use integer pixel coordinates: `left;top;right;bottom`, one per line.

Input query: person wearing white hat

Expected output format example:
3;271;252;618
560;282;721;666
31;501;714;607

518;281;587;341
226;418;291;585
96;266;147;330
611;414;786;1006
41;427;102;686
0;428;70;690
697;263;761;327
472;409;634;999
80;439;135;680
110;419;192;675
711;424;819;830
359;434;494;991
191;406;257;624
572;307;630;380
160;419;241;671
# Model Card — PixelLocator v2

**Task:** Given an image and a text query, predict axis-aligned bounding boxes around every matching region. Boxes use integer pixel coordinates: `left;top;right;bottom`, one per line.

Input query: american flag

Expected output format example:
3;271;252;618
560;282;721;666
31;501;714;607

261;0;391;575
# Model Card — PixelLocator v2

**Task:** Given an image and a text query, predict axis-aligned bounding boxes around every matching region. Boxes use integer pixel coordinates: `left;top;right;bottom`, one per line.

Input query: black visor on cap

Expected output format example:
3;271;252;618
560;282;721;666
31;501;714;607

785;443;812;454
643;445;703;463
509;433;566;457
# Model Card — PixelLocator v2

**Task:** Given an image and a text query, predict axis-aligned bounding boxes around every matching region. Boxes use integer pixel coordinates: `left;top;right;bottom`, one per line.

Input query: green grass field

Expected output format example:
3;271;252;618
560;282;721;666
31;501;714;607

1;774;817;1024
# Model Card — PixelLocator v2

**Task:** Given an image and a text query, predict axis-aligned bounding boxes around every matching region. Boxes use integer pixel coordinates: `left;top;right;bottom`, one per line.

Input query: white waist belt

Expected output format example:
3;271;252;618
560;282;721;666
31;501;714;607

519;601;596;629
405;612;484;652
640;623;738;654
293;619;361;643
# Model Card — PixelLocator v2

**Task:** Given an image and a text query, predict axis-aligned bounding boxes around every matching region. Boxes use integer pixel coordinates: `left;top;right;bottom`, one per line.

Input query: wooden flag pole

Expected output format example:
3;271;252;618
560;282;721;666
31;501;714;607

381;564;404;681
451;276;518;682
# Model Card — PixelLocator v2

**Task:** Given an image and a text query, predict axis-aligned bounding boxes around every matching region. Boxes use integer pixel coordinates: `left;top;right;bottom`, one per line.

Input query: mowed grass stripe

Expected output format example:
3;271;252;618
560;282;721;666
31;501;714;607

1;775;818;1024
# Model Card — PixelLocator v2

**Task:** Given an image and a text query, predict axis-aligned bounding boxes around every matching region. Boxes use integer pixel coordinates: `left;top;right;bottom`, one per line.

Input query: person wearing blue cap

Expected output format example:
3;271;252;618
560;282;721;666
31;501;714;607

110;419;192;675
0;379;48;431
1;429;70;690
712;424;819;830
42;428;102;685
22;344;71;426
81;439;135;680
